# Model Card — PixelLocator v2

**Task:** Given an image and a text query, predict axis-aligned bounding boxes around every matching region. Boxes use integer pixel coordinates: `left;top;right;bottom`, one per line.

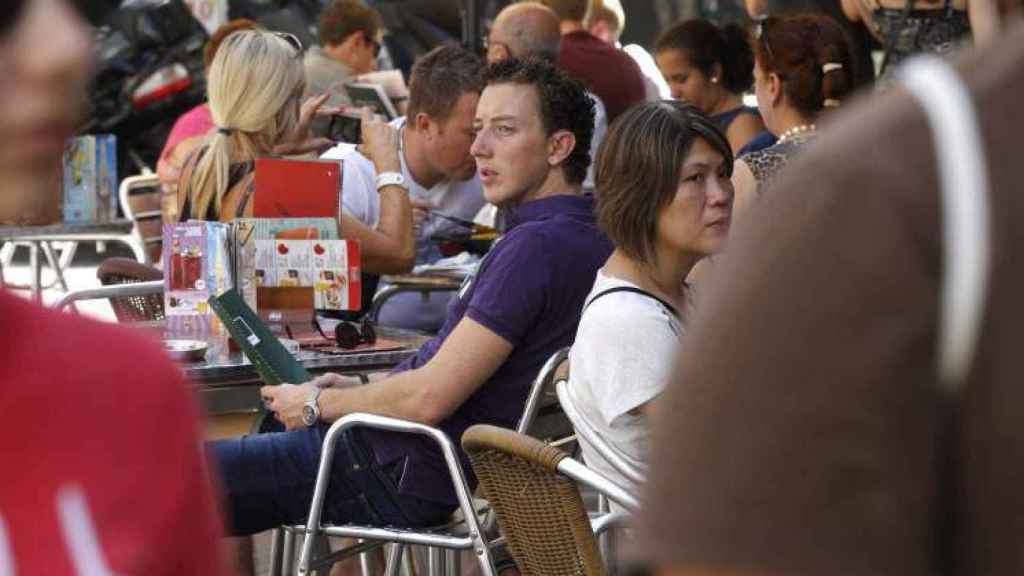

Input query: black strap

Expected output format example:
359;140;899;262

582;286;680;319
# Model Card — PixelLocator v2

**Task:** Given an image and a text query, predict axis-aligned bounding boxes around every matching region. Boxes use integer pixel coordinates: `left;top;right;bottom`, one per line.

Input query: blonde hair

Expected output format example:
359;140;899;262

187;30;305;220
585;0;624;36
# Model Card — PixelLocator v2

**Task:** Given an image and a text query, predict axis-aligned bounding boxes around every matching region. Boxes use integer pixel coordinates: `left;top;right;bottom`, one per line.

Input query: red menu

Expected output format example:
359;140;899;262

253;158;340;218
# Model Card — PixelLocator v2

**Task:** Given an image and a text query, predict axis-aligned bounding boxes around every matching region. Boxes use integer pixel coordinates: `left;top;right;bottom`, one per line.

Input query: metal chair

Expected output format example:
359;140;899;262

461;424;638;576
555;365;645;568
555;379;645;486
293;414;498;576
118;173;164;265
53;280;164;313
271;347;575;576
96;257;165;322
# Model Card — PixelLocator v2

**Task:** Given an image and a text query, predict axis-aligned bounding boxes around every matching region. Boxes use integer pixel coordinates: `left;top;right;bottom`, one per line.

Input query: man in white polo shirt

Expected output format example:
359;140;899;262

323;45;485;331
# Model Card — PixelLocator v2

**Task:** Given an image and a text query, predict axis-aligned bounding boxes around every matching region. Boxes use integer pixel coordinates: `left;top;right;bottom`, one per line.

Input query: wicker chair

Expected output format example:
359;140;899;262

96;257;165;322
462;425;639;576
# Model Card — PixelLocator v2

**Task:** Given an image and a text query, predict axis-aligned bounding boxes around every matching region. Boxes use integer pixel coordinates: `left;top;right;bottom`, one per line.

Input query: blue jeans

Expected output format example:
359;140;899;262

212;426;453;536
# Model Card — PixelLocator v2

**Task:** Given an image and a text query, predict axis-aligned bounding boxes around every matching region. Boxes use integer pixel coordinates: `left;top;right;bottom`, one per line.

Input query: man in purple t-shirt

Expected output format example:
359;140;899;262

214;58;612;535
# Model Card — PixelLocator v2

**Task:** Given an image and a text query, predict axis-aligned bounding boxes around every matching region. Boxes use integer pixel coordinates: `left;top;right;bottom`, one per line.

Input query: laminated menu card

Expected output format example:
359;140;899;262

253;239;361;311
62;134;117;223
233;217;340;310
162;221;233;337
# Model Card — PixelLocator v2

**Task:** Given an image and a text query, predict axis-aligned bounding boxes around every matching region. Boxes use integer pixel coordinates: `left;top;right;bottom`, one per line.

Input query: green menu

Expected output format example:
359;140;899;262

207;289;312;385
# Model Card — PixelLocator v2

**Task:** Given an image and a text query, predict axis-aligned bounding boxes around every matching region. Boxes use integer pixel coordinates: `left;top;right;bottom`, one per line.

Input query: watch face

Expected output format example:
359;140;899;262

302;405;316;426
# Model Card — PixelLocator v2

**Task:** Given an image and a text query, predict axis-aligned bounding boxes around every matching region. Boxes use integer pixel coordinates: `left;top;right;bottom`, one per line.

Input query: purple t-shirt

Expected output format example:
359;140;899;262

363;194;612;506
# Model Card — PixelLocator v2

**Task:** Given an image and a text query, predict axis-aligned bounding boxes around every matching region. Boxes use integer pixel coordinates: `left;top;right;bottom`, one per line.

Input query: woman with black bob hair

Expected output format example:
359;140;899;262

655;19;769;155
565;100;734;500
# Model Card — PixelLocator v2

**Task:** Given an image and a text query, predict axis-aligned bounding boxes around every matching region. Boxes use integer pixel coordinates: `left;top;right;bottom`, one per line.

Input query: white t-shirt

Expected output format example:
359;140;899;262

623;43;672;101
321;118;485;329
566;270;682;497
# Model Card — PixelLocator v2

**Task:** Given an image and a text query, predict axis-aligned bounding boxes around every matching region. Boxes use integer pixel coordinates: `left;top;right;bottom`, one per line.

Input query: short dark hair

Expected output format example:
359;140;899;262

539;0;589;21
483;58;595;186
595;101;732;264
655;19;754;95
406;45;485;122
317;0;382;47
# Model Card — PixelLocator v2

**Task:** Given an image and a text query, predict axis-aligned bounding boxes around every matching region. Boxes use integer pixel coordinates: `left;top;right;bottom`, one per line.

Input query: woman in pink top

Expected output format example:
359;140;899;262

158;19;257;223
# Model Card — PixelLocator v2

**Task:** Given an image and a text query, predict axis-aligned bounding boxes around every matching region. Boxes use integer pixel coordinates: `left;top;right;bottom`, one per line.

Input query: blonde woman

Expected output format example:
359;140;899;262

177;29;415;273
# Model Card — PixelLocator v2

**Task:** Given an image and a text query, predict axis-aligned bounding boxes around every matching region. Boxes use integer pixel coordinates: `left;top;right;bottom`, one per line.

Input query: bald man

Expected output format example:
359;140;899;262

485;1;562;63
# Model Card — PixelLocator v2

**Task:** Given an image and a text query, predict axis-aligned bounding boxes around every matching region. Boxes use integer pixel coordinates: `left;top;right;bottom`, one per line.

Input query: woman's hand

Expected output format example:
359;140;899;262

273;93;341;156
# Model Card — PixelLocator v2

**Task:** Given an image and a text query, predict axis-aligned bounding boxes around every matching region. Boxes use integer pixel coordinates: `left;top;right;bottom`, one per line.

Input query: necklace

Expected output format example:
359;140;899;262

777;124;816;144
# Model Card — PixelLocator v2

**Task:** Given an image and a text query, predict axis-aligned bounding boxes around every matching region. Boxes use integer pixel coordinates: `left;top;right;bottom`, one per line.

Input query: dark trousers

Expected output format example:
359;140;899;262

212;426;452;536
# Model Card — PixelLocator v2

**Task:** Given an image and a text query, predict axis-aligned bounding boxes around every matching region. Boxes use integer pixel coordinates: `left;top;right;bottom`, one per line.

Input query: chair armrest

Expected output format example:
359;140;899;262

368;281;461;324
558;457;640;513
53;280;164;312
556;379;647;485
300;413;495;573
590;509;631;536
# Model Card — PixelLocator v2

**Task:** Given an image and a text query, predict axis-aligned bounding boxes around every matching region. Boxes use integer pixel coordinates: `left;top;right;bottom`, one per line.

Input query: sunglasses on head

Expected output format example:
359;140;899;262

2;0;112;35
273;31;305;57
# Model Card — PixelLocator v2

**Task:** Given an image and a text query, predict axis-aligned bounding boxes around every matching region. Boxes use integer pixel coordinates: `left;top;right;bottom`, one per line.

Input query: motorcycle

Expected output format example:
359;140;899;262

81;0;500;180
82;0;209;177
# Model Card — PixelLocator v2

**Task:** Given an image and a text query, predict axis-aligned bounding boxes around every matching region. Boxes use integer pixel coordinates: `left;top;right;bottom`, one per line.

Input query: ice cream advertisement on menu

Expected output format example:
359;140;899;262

162;222;233;325
254;239;361;311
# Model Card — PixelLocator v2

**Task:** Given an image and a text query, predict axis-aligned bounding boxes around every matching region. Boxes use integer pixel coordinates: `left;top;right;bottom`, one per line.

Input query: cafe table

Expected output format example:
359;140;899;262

160;322;431;438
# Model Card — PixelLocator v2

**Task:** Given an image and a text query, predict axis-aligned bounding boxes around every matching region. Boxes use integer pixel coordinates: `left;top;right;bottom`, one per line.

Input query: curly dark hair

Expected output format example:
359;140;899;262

483;57;595;186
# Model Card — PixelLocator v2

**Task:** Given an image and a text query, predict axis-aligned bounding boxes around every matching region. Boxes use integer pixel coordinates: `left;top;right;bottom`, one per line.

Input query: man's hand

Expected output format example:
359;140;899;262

260;382;314;431
358;107;401;174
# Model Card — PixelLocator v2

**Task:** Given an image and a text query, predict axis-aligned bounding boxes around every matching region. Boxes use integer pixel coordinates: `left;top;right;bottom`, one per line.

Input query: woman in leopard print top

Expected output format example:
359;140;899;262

731;14;855;221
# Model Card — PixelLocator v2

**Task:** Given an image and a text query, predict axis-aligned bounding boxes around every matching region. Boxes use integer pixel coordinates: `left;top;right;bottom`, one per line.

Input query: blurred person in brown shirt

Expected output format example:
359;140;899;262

642;10;1024;576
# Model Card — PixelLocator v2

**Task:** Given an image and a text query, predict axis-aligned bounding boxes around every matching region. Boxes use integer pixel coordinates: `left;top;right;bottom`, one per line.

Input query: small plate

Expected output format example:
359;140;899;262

163;339;208;362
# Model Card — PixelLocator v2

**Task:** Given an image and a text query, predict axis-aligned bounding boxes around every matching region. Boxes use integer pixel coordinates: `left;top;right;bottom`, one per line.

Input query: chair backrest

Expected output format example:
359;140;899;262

118;174;164;265
96;257;165;322
462;424;606;576
516;347;571;438
555;378;646;486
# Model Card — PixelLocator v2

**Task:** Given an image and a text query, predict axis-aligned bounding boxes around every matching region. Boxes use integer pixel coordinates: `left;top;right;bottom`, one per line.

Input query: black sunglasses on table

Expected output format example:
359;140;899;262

313;317;377;350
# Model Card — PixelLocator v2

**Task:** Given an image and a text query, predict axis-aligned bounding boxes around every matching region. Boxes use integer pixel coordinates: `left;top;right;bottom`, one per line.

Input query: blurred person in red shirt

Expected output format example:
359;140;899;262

0;1;226;573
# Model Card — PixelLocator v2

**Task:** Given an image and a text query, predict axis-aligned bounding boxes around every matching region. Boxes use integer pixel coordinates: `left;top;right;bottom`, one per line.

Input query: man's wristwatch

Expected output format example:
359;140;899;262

375;171;407;193
302;386;322;427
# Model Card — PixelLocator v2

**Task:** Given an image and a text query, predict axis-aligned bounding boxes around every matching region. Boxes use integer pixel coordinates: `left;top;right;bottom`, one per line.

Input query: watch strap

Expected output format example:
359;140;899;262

375;171;407;192
303;386;322;425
